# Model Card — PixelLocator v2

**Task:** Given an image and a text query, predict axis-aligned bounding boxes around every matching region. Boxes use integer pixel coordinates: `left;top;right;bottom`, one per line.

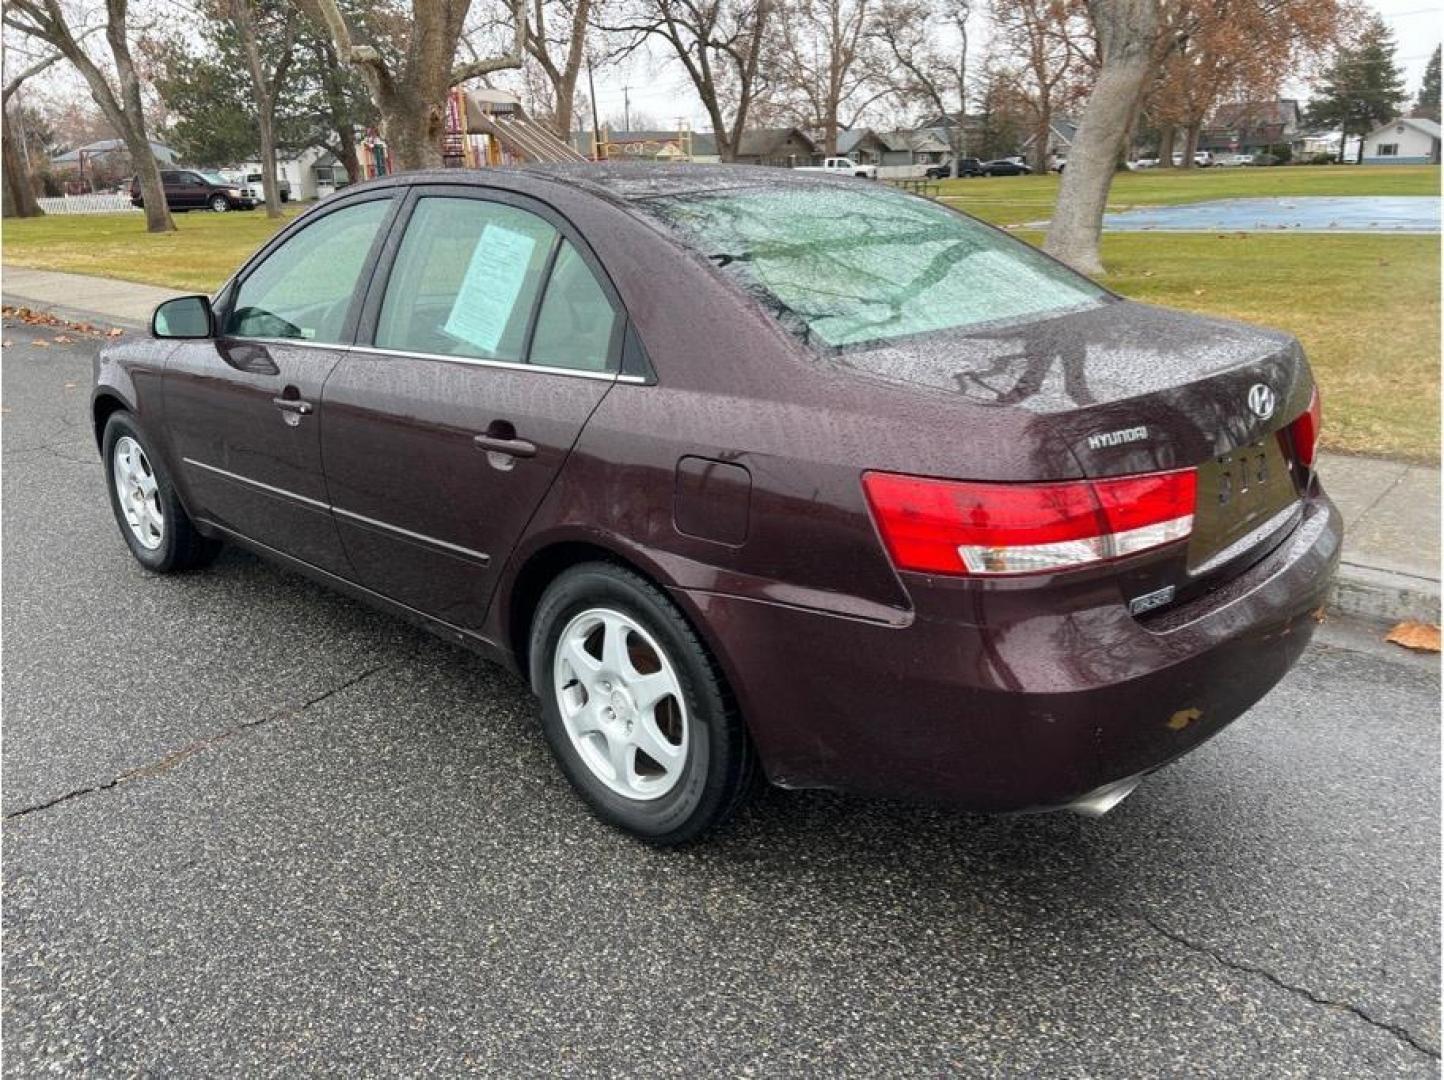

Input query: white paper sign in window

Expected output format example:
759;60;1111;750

442;223;538;354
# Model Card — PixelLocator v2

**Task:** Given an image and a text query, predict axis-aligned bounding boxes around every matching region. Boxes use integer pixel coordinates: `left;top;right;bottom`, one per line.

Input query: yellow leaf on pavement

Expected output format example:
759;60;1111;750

1385;621;1442;653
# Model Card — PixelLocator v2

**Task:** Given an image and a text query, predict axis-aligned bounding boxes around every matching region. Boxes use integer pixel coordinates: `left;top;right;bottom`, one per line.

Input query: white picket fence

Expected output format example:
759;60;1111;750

36;193;138;215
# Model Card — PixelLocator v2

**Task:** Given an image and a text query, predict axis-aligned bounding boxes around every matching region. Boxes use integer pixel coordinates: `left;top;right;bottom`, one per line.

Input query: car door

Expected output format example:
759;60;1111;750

163;192;398;575
320;187;622;630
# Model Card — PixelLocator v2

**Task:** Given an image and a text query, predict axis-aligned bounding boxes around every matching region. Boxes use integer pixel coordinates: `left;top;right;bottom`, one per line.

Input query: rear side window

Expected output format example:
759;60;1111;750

376;196;558;362
528;241;618;371
642;184;1105;349
225;198;390;343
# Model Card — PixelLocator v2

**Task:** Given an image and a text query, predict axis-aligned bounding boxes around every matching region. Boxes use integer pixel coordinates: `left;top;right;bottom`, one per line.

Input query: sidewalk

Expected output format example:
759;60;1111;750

3;266;1439;624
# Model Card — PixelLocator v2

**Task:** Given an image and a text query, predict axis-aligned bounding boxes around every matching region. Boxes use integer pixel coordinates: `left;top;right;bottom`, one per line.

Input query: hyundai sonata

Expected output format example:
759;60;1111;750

92;165;1340;843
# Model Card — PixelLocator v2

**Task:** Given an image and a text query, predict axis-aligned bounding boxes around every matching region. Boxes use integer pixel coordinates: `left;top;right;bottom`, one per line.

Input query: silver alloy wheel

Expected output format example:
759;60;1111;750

210;195;228;212
112;435;164;550
553;607;690;800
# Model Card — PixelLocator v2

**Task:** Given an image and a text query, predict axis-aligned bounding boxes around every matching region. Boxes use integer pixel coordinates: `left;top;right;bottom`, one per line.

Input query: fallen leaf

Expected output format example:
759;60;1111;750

52;335;72;344
1167;707;1202;731
1385;620;1441;653
1;339;11;347
29;340;48;348
1312;605;1327;624
106;327;124;337
63;381;78;390
1192;288;1206;296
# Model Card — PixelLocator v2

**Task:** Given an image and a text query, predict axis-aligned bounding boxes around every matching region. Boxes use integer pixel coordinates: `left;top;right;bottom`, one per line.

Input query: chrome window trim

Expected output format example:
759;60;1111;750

347;343;641;383
184;457;491;564
211;336;644;383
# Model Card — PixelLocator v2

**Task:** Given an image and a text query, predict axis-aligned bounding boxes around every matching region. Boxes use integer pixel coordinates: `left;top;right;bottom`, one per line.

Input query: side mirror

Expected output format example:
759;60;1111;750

152;295;214;339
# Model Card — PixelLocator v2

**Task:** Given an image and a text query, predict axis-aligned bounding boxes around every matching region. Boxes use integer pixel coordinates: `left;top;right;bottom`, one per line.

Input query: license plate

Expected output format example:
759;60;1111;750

1187;436;1298;572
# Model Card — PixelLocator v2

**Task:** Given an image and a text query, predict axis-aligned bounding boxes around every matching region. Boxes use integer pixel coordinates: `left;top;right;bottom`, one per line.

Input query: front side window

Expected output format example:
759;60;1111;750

641;184;1105;350
225;198;391;343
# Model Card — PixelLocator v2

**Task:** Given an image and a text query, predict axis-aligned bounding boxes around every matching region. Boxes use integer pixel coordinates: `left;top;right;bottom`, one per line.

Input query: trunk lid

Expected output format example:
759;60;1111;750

832;299;1315;588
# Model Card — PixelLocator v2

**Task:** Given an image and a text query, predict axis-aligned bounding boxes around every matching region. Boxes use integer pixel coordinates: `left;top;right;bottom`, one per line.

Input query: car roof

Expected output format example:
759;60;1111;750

340;162;863;213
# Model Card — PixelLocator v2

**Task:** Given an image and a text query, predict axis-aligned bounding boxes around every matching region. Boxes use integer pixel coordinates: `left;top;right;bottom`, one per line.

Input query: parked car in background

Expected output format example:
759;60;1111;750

794;156;877;179
1131;157;1159;169
237;170;292;204
96;165;1337;844
925;158;983;179
1171;151;1214;167
131;170;255;213
980;158;1032;176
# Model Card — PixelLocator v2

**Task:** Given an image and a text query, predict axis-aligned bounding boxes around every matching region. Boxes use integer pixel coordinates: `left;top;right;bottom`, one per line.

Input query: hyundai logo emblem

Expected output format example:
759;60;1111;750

1247;383;1276;420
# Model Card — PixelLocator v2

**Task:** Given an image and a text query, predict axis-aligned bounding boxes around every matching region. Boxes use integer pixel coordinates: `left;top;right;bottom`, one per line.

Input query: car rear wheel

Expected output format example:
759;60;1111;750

103;412;220;573
530;562;757;844
209;194;229;212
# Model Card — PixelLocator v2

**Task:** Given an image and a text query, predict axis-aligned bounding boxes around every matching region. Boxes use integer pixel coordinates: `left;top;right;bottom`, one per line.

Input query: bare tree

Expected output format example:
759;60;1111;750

608;0;772;160
525;0;592;137
989;0;1078;173
232;0;298;217
774;0;888;154
6;0;175;231
297;0;527;169
1043;0;1155;274
871;0;970;174
3;38;75;217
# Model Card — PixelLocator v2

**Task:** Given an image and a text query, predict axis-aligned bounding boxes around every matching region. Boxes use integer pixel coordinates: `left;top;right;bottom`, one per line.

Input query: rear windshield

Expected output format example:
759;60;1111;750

640;184;1106;349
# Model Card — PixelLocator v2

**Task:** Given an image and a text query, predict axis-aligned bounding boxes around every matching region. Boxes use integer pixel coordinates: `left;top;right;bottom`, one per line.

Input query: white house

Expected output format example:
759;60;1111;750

233;146;351;202
1360;117;1441;165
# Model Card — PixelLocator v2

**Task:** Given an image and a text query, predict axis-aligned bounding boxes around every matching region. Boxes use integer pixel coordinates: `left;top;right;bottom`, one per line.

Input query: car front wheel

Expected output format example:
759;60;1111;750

530;562;757;844
209;194;229;212
103;412;220;572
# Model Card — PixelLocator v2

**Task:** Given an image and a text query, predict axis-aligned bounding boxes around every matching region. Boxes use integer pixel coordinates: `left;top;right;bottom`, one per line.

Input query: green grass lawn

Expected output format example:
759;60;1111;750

3;165;1439;460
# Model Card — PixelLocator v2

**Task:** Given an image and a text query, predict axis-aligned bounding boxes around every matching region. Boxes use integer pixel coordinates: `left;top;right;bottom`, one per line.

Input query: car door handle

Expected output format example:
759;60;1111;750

272;396;314;415
473;433;537;458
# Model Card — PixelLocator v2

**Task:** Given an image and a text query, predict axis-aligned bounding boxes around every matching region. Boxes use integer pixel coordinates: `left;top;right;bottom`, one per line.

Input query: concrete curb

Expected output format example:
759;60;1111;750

3;294;151;331
1329;560;1441;626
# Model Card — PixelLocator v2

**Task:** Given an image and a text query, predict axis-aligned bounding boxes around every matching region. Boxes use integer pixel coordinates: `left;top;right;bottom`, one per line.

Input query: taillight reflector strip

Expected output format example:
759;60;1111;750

1290;386;1322;468
862;468;1197;577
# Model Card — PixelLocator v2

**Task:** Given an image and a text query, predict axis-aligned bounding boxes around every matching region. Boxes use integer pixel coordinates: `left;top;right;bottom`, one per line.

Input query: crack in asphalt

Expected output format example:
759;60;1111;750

3;661;394;824
1123;905;1440;1060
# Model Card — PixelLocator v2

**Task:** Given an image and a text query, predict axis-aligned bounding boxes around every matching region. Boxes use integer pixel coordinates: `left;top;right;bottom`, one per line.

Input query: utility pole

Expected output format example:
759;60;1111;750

586;51;603;159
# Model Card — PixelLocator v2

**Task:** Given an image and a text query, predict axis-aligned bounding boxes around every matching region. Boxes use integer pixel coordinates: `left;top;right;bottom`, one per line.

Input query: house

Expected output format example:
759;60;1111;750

232;146;347;202
1020;117;1078;162
574;128;720;163
1361;117;1441;164
877;129;951;166
732;127;817;167
820;128;888;165
1199;100;1301;156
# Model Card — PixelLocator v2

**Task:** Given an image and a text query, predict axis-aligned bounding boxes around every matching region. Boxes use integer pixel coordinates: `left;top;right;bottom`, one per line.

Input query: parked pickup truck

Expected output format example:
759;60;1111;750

794;156;877;179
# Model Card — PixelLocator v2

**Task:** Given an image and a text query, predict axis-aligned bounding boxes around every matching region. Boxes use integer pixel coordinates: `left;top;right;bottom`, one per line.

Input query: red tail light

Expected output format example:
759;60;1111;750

862;468;1197;576
1289;386;1322;468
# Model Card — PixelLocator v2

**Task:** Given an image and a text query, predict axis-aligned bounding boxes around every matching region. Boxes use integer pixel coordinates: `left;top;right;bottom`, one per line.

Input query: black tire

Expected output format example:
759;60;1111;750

209;194;229;212
102;411;220;573
529;561;757;845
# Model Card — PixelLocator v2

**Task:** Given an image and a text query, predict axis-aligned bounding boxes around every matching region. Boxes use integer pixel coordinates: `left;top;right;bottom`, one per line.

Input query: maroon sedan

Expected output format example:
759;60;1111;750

92;165;1339;843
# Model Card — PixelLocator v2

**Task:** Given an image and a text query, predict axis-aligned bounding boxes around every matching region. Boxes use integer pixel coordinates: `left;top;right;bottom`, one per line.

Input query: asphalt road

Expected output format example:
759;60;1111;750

3;316;1440;1077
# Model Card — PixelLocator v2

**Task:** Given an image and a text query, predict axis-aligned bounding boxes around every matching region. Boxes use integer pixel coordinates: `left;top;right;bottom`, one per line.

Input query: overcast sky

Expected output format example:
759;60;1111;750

591;0;1443;136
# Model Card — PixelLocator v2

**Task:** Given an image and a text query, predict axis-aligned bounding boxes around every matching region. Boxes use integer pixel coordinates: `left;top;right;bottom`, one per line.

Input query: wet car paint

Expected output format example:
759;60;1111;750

92;164;1341;812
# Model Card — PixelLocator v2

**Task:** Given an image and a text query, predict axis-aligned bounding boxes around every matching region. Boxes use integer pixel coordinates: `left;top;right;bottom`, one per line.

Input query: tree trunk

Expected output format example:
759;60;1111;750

257;109;283;217
1180;121;1200;168
1156;122;1174;166
126;125;174;233
383;93;446;170
1031;106;1052;173
2;106;43;217
337;124;361;185
1043;0;1158;277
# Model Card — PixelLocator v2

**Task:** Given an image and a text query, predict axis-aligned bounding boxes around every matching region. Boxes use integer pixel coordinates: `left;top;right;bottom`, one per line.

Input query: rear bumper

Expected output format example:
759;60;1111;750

683;491;1342;812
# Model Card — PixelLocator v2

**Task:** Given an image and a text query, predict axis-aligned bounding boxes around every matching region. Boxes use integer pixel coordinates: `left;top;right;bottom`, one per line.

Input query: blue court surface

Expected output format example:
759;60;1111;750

1101;196;1440;233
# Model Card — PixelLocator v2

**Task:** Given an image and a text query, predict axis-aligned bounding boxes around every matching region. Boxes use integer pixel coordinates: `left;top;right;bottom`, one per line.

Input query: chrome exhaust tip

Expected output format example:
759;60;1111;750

1065;776;1143;817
